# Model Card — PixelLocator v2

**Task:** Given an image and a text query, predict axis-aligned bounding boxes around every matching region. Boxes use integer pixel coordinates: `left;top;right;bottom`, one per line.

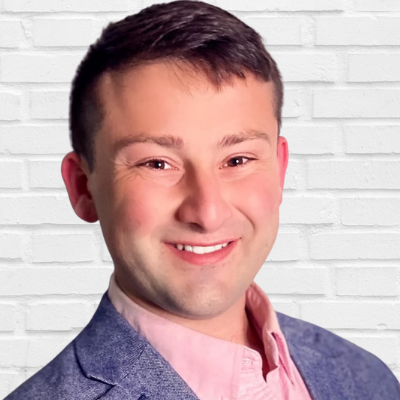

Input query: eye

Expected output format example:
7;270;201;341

140;159;172;170
224;156;254;168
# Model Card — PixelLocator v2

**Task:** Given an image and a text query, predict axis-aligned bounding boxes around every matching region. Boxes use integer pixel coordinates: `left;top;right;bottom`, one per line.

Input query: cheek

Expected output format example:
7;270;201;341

234;173;281;219
112;180;166;235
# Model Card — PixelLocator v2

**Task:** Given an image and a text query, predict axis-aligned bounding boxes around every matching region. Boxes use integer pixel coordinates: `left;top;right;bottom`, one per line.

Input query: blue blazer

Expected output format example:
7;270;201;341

5;292;400;400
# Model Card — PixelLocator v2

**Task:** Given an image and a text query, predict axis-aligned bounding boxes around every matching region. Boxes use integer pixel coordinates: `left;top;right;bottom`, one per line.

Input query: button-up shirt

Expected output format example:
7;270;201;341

108;274;312;400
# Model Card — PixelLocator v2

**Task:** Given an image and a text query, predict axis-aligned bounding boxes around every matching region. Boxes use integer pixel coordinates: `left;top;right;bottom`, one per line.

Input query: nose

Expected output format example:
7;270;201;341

176;168;232;232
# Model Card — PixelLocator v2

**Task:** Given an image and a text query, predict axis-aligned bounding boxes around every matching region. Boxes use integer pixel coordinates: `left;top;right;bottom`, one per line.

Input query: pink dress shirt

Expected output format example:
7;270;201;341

108;274;312;400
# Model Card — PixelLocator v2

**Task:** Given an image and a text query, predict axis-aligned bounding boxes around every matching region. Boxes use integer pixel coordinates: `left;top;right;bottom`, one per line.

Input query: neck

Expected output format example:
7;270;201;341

114;274;269;376
116;277;259;348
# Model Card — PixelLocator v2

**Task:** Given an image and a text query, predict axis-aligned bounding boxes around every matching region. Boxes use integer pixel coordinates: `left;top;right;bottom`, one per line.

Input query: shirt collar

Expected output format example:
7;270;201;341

246;282;296;384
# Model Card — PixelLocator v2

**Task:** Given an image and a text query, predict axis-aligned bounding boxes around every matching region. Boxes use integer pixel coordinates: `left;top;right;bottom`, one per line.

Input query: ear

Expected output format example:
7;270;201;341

276;136;289;204
61;152;98;223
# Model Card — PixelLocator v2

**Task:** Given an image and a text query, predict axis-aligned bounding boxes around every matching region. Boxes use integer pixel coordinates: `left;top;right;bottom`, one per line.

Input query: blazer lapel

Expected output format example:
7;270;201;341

277;312;356;400
75;293;199;400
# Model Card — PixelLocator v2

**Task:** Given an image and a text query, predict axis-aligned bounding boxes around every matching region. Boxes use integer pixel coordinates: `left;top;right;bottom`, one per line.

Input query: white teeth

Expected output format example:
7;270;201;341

192;246;204;254
174;242;230;254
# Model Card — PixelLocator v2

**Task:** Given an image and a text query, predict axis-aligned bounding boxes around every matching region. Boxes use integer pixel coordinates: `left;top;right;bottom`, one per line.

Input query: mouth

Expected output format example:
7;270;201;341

172;241;233;254
165;240;238;266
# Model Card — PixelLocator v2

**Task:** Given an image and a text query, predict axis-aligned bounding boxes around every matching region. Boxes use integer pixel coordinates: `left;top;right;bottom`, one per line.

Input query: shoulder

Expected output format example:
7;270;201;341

5;293;177;400
4;338;112;400
277;312;400;399
3;292;185;400
4;293;119;400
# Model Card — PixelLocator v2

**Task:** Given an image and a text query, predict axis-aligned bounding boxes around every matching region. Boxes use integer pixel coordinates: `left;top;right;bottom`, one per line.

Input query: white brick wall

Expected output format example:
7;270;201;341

314;89;400;118
315;17;400;45
33;18;101;47
0;92;21;120
0;125;71;154
26;303;89;331
30;91;69;120
1;54;83;83
348;54;400;82
345;125;400;154
1;0;400;395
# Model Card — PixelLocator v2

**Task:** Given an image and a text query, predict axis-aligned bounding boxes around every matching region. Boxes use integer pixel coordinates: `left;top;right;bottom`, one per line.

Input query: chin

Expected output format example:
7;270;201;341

173;303;229;320
165;285;237;319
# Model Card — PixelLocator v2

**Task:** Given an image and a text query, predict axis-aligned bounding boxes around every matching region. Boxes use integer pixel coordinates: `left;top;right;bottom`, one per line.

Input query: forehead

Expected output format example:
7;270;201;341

96;62;277;146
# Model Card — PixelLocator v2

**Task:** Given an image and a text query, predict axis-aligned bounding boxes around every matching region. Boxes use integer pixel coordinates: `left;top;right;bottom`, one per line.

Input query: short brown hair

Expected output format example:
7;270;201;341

70;0;283;171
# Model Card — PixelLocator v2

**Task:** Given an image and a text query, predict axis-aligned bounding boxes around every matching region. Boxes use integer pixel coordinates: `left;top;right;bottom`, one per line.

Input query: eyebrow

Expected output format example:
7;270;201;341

113;129;271;156
219;130;271;147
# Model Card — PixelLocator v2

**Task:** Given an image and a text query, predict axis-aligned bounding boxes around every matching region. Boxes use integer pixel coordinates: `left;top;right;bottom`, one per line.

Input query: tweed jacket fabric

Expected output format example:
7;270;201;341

5;292;400;400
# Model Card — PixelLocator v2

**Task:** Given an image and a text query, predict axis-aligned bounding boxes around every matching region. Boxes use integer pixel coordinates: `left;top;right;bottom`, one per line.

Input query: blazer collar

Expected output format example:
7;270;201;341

74;292;199;400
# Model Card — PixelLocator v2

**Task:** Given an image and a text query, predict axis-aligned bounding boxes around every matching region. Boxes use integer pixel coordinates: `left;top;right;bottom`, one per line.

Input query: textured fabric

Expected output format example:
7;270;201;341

5;291;400;400
108;274;312;400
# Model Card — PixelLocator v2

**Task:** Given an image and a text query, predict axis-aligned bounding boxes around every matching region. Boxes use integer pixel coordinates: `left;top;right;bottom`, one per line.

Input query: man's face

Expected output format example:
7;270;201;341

88;62;288;319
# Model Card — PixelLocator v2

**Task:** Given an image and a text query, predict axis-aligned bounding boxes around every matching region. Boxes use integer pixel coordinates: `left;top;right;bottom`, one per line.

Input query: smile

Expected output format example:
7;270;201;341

173;242;230;254
166;240;238;266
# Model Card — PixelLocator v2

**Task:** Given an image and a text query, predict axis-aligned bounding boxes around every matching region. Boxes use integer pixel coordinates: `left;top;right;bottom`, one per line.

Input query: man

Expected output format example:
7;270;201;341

5;1;400;399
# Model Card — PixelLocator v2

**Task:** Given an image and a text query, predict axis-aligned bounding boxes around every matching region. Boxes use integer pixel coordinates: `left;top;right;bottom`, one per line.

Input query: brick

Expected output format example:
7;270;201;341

345;125;400;154
269;301;299;318
308;161;400;189
258;266;327;294
282;89;301;118
0;161;23;188
280;197;335;224
284;160;303;190
301;302;400;329
349;54;400;82
0;20;24;48
34;18;99;47
86;300;103;322
0;304;16;331
0;54;82;83
102;241;112;262
341;198;400;226
244;17;302;46
268;231;300;261
0;196;85;225
316;17;400;46
337;267;399;296
341;336;399;366
0;373;23;400
32;233;95;263
310;233;400;260
0;337;72;368
282;125;337;155
29;160;64;188
26;303;88;331
0;267;112;295
143;0;216;7
314;89;400;118
0;92;21;120
0;234;22;259
273;53;337;82
0;125;71;154
30;90;69;119
4;0;138;12
217;0;343;11
355;0;400;11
